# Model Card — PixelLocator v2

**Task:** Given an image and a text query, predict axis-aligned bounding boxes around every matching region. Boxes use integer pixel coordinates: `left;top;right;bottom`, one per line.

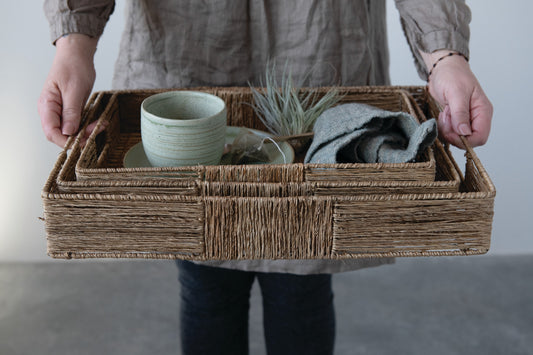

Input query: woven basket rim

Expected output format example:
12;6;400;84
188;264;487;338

48;248;489;260
44;149;495;202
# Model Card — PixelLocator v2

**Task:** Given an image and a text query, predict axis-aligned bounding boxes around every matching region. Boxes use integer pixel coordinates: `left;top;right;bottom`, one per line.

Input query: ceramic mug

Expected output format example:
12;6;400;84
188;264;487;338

140;91;227;167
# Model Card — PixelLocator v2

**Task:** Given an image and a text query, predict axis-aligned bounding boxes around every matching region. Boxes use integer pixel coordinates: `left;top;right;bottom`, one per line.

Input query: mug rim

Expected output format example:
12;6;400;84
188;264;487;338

141;90;226;126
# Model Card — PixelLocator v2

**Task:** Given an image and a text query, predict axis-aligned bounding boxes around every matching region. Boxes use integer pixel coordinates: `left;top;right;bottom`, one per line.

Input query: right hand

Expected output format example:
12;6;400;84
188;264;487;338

38;34;99;148
421;50;493;149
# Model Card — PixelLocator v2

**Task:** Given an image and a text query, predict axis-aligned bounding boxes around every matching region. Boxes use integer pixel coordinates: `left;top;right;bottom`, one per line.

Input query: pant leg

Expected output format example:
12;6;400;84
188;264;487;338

257;272;335;355
176;260;256;355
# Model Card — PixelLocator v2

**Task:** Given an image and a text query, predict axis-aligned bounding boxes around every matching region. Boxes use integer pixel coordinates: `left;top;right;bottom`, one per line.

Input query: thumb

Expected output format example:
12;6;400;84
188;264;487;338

61;88;87;136
446;90;472;137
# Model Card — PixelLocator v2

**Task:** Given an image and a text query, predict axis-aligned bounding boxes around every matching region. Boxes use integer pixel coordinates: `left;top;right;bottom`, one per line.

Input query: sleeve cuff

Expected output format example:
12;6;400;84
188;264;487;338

418;30;470;76
48;12;109;44
408;29;470;80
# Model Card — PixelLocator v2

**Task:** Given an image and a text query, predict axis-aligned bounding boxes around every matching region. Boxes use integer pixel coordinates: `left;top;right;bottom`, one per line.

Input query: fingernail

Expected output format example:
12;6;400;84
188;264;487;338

62;122;75;135
458;123;472;136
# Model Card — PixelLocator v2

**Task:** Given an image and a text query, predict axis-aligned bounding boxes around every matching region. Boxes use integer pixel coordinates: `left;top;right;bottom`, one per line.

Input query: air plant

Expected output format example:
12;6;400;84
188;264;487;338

249;63;343;137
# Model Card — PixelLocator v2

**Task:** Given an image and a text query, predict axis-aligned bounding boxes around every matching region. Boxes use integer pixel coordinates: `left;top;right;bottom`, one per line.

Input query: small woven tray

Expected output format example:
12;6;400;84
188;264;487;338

75;87;436;183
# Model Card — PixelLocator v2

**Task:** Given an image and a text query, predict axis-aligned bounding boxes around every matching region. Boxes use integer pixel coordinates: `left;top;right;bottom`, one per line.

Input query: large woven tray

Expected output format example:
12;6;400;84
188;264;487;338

42;143;494;260
75;87;436;183
41;87;495;260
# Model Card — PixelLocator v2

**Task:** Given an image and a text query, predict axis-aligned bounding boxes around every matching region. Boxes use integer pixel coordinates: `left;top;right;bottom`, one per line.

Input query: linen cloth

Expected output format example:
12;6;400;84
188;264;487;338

44;0;471;86
304;103;437;164
44;0;471;274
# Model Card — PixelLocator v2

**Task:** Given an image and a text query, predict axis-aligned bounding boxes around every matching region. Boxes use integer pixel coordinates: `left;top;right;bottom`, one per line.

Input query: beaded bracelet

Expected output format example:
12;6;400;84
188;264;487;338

426;52;468;83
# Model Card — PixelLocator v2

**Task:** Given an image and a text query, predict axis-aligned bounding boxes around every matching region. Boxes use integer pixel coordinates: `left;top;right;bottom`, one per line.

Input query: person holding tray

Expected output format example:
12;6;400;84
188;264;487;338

38;1;492;354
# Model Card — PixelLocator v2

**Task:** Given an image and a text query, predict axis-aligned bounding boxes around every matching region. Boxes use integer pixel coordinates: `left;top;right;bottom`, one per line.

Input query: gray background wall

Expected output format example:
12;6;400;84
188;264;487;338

0;1;530;261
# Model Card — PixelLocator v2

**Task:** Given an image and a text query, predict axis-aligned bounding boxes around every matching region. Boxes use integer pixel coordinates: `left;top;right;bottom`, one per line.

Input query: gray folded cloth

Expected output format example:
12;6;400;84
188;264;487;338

304;103;437;164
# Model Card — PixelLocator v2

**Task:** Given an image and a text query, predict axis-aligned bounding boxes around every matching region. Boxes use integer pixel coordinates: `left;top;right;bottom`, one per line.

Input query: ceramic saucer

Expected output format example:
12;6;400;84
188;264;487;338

123;126;295;168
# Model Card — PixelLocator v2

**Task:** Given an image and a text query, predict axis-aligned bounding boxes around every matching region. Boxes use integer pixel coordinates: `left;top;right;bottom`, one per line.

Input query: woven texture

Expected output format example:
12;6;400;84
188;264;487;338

41;86;495;260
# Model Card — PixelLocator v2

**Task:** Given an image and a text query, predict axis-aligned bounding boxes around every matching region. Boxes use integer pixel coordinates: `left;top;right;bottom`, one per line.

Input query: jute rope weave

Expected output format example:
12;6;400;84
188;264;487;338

41;86;496;260
204;197;335;260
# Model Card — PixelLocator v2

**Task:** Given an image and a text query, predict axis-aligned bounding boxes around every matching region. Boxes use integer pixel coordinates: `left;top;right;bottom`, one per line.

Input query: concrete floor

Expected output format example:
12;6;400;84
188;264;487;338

0;255;531;355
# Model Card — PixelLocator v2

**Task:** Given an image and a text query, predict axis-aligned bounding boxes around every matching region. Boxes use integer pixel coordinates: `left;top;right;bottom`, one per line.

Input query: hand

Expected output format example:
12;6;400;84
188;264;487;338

38;34;99;148
422;50;493;149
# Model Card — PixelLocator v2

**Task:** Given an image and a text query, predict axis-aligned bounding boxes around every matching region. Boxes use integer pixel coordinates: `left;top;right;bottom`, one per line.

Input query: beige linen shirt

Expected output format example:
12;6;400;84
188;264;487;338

44;0;471;274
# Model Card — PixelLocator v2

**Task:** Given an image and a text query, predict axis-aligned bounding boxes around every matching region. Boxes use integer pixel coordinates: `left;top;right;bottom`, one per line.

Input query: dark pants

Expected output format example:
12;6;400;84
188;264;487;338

176;260;335;355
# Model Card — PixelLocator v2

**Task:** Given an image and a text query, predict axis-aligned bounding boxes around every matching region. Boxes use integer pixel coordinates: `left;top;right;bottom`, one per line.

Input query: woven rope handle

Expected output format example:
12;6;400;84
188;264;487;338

423;92;476;184
431;99;475;154
62;94;99;151
458;132;496;194
459;135;476;157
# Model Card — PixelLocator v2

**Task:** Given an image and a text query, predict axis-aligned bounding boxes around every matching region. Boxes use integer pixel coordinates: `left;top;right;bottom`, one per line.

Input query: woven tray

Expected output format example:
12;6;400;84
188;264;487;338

42;140;494;259
75;87;436;183
42;86;495;260
56;88;459;195
56;127;459;196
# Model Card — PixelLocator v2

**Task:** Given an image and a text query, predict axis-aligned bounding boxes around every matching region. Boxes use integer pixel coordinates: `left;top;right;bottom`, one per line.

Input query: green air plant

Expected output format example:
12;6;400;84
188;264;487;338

249;64;342;137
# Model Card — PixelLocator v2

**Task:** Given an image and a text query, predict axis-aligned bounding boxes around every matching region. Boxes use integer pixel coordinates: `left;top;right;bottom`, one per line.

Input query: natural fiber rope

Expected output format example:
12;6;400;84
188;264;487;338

41;86;495;260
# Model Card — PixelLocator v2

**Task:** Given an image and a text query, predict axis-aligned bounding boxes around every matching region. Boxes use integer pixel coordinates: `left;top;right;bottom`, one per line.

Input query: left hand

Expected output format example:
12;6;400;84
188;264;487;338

38;34;99;148
422;50;493;149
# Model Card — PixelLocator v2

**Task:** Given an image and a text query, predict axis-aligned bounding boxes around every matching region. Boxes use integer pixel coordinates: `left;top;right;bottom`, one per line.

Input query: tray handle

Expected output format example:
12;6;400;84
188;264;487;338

423;90;495;195
458;135;495;194
61;92;105;153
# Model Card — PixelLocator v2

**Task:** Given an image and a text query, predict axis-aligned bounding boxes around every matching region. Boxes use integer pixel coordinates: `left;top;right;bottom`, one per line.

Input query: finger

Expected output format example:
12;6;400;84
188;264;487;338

84;119;108;138
61;87;88;136
437;105;450;137
465;88;493;147
79;120;109;148
446;88;473;137
38;88;69;147
438;105;465;148
82;119;109;145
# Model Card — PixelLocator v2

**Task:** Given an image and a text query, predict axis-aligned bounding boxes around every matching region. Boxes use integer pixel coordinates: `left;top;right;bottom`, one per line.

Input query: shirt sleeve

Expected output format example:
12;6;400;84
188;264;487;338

44;0;115;44
394;0;471;80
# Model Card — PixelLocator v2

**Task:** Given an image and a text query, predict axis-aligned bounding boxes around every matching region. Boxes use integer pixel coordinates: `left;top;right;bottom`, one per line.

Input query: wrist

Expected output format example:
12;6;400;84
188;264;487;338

55;33;98;59
421;50;469;83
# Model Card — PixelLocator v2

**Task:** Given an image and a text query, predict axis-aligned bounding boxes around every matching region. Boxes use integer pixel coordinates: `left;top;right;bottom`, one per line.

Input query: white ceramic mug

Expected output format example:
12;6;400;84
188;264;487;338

141;91;227;167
